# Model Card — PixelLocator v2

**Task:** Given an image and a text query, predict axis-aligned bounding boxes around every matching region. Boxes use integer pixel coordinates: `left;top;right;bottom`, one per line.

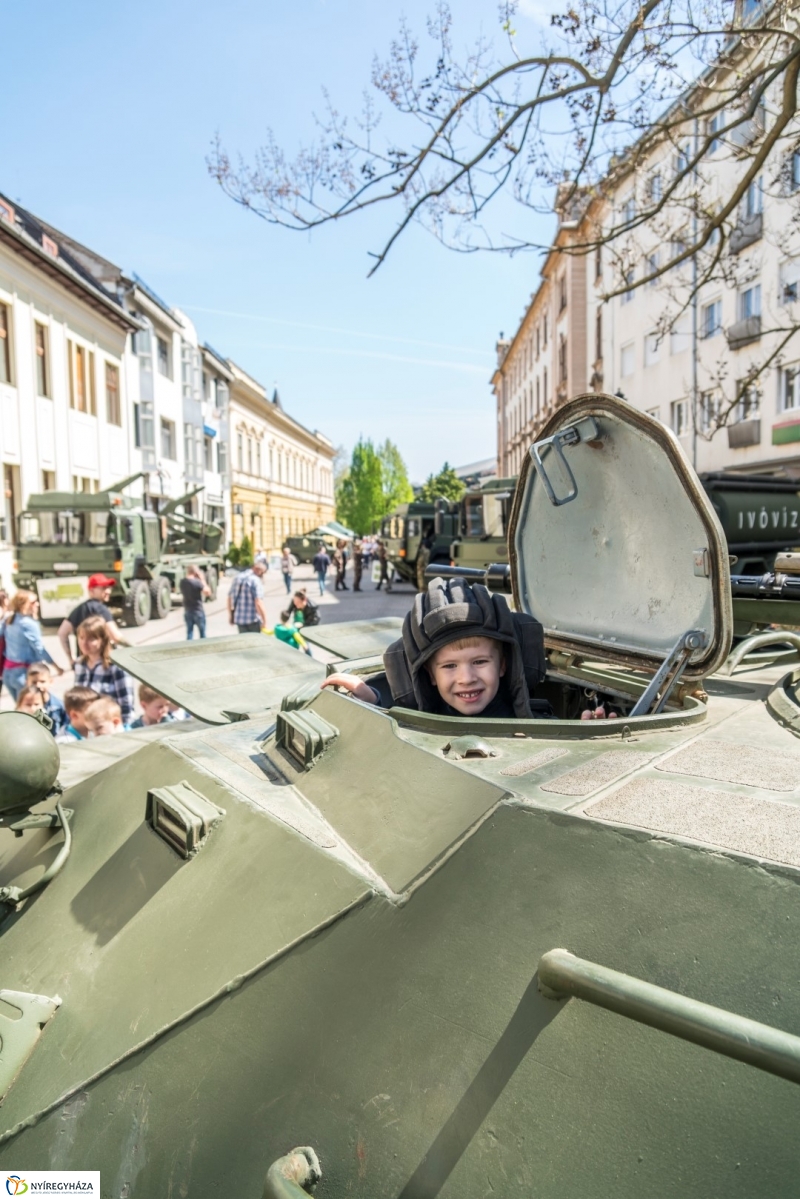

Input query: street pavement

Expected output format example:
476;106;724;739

0;562;416;717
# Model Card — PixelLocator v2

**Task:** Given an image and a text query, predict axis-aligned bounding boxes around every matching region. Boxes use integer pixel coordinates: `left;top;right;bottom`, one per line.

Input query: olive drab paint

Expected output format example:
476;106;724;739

1;395;800;1197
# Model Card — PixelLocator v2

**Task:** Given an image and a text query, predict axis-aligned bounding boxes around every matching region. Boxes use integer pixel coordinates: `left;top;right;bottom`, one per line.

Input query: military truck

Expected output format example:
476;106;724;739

285;528;339;564
6;396;800;1195
381;497;459;588
14;471;225;627
449;475;516;571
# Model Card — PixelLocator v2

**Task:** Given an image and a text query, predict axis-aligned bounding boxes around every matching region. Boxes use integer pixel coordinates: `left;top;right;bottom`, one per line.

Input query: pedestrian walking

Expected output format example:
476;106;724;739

313;544;331;596
334;539;349;591
228;554;268;633
1;590;63;702
353;538;363;591
375;541;392;592
280;545;296;594
180;564;210;640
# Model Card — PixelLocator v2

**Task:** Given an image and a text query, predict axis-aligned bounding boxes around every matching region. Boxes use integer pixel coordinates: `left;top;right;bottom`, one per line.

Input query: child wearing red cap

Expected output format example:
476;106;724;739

58;574;128;669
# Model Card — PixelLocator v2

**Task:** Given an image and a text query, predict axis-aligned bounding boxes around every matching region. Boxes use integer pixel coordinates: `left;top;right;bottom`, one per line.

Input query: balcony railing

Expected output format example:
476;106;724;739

727;314;761;349
728;418;761;449
730;211;763;254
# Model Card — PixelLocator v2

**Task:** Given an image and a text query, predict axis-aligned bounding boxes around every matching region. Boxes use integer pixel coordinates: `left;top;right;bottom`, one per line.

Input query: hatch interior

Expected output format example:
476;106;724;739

508;394;732;682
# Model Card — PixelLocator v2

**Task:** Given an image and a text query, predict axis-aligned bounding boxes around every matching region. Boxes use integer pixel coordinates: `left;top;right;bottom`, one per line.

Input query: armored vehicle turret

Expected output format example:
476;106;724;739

3;396;800;1197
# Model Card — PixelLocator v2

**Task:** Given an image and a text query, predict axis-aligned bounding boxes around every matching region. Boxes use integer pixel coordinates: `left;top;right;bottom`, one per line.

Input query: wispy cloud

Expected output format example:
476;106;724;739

233;340;489;374
182;303;490;359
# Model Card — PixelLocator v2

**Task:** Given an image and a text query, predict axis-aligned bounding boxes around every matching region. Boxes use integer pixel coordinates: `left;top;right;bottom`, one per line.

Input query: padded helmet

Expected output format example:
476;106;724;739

384;576;545;716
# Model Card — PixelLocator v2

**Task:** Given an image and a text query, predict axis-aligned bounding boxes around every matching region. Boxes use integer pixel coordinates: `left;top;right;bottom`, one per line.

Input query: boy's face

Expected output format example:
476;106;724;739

85;711;122;737
427;637;505;715
141;697;170;725
27;670;50;699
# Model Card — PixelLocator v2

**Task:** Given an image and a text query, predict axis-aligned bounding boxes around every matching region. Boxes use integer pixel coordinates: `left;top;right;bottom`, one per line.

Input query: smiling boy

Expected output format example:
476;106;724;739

323;576;547;718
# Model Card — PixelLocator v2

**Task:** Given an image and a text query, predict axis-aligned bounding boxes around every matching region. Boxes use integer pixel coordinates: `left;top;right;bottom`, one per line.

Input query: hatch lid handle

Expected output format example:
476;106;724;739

530;416;600;507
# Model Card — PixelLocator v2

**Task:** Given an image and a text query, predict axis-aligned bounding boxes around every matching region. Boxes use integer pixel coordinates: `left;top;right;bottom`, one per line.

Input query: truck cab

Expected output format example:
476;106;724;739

450;476;516;570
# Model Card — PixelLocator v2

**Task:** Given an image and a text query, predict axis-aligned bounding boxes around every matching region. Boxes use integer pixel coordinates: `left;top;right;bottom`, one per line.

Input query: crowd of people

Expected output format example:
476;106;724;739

0;575;186;741
310;537;392;596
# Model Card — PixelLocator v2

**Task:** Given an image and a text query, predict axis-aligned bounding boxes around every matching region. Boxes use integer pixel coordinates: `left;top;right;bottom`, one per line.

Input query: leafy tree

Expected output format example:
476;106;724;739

417;462;465;503
336;439;386;534
238;534;254;568
379;439;414;511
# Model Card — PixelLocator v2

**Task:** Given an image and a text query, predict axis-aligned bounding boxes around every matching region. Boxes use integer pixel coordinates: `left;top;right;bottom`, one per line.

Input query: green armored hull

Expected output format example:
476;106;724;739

2;396;800;1197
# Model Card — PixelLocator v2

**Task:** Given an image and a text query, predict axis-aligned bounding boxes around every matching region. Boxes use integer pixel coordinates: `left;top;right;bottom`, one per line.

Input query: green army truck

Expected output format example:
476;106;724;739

449;476;516;571
14;472;225;627
381;498;459;589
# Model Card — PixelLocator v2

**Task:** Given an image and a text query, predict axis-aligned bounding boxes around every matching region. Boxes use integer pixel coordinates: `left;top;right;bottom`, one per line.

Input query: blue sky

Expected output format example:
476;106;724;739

3;0;554;481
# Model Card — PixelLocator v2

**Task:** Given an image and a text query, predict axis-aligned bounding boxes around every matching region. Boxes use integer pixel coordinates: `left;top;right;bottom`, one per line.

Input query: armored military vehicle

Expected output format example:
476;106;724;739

4;395;800;1196
381;498;459;588
449;476;515;571
14;472;224;627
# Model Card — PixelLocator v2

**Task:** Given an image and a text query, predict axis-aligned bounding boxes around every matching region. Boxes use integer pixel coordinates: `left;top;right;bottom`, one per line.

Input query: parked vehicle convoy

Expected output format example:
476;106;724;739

448;476;515;571
381;497;459;588
14;471;224;626
4;396;800;1196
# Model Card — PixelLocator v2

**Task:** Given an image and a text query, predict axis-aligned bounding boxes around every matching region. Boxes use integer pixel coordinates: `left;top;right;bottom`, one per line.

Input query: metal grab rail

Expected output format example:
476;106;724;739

262;1147;321;1199
538;949;800;1086
723;630;800;676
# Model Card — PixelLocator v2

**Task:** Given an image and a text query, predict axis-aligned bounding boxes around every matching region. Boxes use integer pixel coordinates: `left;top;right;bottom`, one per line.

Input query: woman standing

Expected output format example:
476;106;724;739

280;546;296;595
1;590;61;702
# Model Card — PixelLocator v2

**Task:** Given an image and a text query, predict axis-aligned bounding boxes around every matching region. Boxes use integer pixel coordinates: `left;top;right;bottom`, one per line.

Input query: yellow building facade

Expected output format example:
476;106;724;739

228;361;335;552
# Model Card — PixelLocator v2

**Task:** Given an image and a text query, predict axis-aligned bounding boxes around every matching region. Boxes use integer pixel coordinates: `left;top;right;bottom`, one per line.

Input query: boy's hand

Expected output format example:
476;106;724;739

321;673;379;704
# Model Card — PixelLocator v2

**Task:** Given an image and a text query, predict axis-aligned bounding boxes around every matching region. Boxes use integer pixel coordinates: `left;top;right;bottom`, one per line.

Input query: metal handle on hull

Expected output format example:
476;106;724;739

538;949;800;1086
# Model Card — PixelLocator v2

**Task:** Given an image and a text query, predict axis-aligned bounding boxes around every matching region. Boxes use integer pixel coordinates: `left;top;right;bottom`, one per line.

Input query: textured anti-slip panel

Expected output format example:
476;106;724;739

542;750;653;797
499;747;569;777
657;740;800;792
587;777;800;868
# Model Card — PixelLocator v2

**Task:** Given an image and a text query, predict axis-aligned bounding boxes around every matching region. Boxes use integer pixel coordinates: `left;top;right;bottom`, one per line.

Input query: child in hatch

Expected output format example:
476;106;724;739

322;576;548;718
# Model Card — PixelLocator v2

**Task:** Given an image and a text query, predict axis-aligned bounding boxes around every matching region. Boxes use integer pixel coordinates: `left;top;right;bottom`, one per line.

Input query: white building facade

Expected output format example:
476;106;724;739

0;197;138;589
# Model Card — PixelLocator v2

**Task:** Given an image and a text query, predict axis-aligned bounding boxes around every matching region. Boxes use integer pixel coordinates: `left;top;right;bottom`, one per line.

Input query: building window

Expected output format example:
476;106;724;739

247;437;253;475
237;432;244;471
41;470;55;490
644;332;661;367
204;436;213;471
782;366;800;412
558;335;568;384
744;177;763;218
67;341;96;415
735;385;761;421
217;440;227;476
621;195;635;226
649;172;663;204
620;342;635;378
595;309;603;361
1;463;18;543
739;283;761;320
790;150;800;193
160;418;176;460
646;406;661;422
34;322;49;396
701;299;722;338
621;268;634;303
781;259;800;303
542;314;548;346
674;142;691;175
105;362;121;425
543;368;548;406
0;303;11;385
671;399;690;436
706;110;725;154
256;440;262;478
184;426;194;468
595;244;602;281
133;403;141;447
646;252;660;285
157;336;171;377
559;275;567;312
670;236;688;268
700;392;721;431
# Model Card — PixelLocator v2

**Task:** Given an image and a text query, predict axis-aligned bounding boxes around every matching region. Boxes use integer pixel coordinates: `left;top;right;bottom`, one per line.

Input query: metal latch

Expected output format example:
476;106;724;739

530;417;601;507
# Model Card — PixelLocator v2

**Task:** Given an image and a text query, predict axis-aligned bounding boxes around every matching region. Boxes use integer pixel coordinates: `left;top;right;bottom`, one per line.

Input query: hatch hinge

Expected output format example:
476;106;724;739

530;416;601;507
629;628;707;717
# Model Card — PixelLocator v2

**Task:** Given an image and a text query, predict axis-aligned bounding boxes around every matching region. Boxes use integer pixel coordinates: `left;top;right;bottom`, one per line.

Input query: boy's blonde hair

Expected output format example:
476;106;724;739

86;695;122;723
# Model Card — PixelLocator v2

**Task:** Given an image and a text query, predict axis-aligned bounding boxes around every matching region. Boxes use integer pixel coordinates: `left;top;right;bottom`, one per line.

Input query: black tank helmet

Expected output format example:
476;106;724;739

383;576;546;716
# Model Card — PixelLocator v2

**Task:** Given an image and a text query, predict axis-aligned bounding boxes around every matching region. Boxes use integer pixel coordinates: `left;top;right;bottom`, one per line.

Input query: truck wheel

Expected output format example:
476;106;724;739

205;565;218;600
126;579;152;627
150;576;172;619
